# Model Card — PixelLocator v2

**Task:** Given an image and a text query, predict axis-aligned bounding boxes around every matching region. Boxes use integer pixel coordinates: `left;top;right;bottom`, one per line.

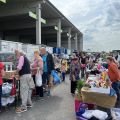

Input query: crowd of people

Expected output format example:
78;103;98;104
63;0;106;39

0;49;120;113
69;51;120;105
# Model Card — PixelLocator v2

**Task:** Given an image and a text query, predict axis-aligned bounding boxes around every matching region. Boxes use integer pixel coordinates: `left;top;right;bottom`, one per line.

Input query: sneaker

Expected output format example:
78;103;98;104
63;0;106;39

16;107;27;114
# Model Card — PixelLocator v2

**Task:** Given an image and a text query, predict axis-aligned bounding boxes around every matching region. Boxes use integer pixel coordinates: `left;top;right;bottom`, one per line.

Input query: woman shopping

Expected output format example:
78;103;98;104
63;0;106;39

31;51;43;98
70;57;80;95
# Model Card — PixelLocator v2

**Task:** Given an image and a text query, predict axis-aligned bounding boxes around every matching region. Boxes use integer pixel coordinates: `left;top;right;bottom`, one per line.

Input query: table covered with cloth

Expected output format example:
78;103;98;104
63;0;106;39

81;87;117;108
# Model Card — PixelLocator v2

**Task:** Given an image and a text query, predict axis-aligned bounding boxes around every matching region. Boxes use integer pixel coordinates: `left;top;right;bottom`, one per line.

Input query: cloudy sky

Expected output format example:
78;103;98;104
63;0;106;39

50;0;120;52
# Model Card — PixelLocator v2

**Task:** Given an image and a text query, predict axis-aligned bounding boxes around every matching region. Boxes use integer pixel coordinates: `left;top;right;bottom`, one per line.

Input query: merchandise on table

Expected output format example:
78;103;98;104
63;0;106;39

111;108;120;120
2;82;15;106
86;71;111;94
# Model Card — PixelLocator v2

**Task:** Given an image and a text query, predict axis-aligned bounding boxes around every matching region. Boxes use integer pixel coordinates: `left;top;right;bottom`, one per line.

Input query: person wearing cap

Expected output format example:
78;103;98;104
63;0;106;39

15;50;35;113
70;57;80;95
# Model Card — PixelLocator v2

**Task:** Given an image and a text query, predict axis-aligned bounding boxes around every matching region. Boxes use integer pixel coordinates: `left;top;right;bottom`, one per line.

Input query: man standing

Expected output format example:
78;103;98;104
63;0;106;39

40;48;54;96
15;50;35;113
107;56;120;101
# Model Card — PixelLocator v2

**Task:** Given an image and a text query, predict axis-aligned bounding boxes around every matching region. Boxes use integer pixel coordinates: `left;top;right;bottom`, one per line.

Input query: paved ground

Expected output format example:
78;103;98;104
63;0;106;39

0;77;75;120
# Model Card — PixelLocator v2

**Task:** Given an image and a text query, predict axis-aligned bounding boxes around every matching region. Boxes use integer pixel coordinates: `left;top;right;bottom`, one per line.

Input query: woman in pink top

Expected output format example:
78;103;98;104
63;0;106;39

31;51;43;98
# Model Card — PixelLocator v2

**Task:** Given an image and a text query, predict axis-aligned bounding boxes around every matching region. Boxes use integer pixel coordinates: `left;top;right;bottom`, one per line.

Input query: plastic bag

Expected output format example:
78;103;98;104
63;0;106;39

2;83;12;95
51;70;61;84
35;71;42;87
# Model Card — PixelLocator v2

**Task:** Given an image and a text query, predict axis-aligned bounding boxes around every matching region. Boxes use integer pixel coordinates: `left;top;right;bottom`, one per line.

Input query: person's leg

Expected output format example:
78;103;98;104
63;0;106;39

20;75;29;110
36;87;39;96
112;81;120;100
73;81;77;94
62;72;65;81
39;86;44;97
42;72;47;89
47;73;51;96
0;85;2;111
81;68;84;78
71;81;75;94
27;89;32;106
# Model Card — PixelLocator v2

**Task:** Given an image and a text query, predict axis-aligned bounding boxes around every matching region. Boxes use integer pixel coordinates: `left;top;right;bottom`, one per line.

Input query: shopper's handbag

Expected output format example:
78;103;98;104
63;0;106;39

51;70;61;84
81;64;86;68
35;70;42;87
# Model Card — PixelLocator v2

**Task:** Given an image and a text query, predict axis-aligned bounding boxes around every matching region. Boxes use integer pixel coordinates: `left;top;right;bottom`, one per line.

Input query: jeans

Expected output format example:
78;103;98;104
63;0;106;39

0;85;2;110
81;68;85;78
42;72;49;85
62;72;66;81
42;72;51;96
112;81;120;100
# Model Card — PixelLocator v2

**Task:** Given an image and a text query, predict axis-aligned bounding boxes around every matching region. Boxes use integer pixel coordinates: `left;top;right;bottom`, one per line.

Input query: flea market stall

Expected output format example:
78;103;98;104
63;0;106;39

75;63;119;120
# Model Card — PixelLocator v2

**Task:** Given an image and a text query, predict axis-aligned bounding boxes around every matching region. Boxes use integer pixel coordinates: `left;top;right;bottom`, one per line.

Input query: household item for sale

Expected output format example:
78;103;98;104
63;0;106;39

111;108;120;120
2;83;12;96
82;110;108;120
92;110;108;120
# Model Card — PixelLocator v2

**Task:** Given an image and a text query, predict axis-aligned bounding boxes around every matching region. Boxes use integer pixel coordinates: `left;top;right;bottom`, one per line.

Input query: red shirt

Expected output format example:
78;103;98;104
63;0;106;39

0;62;4;85
108;62;120;83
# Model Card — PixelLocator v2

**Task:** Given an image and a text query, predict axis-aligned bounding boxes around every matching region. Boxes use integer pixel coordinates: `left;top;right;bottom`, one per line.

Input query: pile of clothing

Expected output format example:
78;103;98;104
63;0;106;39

2;83;15;106
76;103;108;120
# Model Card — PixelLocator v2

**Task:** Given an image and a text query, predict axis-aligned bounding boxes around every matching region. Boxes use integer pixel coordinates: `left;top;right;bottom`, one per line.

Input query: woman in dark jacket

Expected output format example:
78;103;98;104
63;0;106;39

70;57;80;95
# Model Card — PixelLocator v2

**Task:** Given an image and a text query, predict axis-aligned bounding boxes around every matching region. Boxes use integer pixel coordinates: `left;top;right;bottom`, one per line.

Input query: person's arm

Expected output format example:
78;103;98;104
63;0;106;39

1;69;5;76
16;56;24;72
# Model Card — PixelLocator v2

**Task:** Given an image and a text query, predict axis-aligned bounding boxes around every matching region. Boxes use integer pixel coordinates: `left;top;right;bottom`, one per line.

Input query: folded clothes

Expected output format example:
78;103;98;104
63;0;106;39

82;110;108;120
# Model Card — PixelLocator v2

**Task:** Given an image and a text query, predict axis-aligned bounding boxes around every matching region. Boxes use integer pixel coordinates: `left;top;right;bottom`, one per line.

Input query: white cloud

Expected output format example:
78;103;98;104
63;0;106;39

50;0;120;51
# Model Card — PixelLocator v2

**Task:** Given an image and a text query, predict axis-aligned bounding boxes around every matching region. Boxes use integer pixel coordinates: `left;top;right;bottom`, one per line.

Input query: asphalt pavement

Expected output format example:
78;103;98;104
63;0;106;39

0;76;75;120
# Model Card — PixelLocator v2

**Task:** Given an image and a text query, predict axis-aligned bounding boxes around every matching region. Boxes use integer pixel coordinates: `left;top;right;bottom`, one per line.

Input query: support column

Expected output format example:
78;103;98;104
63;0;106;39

80;34;83;51
36;4;41;45
57;19;61;48
68;28;71;50
75;33;78;50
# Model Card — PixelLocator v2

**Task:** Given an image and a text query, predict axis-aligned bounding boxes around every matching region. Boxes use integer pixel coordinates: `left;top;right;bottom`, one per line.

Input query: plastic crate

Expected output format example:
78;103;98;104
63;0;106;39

111;108;120;120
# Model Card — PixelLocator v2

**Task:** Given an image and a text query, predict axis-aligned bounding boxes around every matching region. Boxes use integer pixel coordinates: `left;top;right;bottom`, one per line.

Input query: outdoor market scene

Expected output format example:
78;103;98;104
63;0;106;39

0;0;120;120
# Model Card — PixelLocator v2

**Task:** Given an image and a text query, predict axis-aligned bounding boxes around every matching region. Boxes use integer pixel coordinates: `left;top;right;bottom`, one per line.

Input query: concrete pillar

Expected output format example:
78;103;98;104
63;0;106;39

36;4;41;45
80;34;83;51
68;28;71;50
57;19;61;47
75;33;78;50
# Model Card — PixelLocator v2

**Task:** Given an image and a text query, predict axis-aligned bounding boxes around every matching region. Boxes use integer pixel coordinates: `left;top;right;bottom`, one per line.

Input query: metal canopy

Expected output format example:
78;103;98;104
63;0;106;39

0;0;82;34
